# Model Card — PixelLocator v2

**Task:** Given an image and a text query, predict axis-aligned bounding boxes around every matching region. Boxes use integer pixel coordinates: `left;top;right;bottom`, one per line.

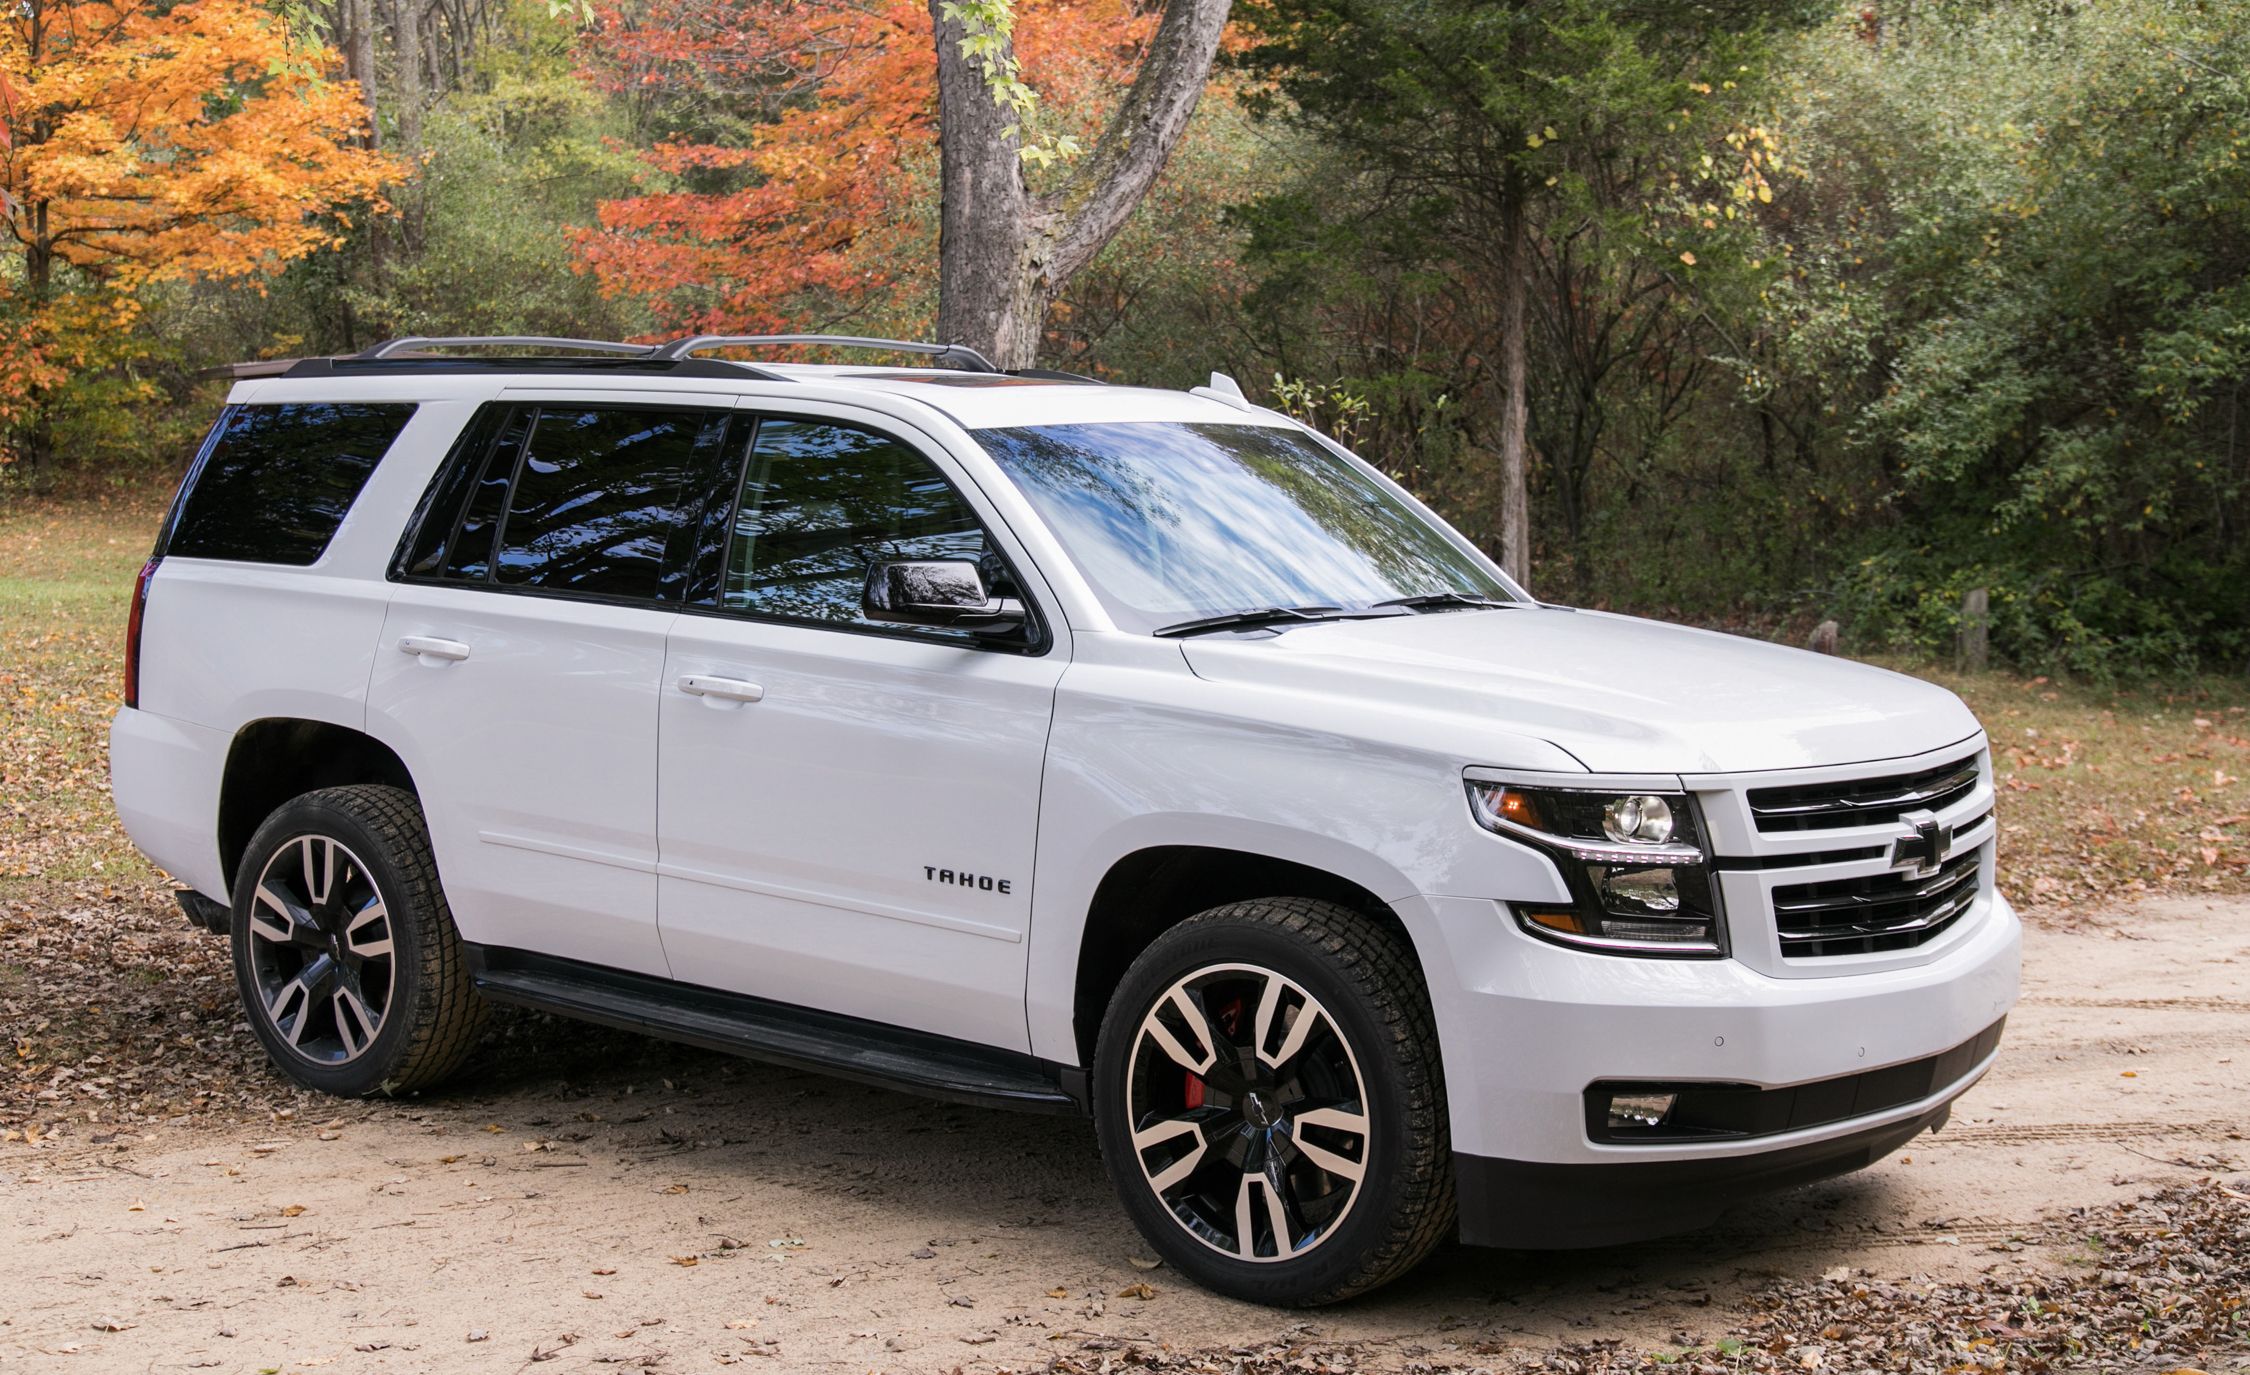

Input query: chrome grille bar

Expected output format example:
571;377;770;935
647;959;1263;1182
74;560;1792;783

1770;845;1984;957
1748;755;1981;832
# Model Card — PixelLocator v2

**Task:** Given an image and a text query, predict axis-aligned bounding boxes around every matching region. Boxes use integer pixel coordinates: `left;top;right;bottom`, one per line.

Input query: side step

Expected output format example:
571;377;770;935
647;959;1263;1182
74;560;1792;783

466;946;1086;1116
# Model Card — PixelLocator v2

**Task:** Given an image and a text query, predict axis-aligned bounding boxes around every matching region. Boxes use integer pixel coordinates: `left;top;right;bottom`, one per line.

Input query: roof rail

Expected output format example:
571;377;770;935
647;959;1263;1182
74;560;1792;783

653;334;1001;373
355;336;657;360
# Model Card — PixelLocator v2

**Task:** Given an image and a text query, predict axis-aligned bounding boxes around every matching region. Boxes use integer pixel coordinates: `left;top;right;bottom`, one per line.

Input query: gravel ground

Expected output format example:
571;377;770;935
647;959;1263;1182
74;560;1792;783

4;898;2247;1374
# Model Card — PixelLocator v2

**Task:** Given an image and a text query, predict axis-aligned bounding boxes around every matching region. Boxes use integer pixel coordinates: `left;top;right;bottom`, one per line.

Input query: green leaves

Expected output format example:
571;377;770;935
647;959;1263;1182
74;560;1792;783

937;0;1079;165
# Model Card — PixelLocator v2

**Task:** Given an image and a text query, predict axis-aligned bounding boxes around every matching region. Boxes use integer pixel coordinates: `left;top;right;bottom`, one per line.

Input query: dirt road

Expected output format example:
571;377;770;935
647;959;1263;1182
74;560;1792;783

3;897;2244;1373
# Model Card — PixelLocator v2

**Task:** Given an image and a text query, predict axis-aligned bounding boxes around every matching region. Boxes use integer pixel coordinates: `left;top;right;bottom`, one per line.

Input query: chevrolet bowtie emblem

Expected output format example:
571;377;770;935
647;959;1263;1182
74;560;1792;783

1891;808;1953;878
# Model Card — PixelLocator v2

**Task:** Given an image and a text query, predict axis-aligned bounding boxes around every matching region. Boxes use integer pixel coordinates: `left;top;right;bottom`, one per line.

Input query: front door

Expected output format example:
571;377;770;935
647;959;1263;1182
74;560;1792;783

655;411;1066;1049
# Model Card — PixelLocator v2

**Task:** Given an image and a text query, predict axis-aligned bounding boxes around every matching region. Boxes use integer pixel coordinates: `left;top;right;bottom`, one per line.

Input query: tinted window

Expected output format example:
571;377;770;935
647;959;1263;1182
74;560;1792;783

724;419;990;630
441;414;525;583
168;404;417;565
977;422;1509;633
489;408;719;600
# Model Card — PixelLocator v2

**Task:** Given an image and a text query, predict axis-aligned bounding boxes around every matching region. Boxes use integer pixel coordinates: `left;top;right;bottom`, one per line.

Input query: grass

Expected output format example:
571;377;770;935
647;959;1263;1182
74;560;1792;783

0;491;170;898
1907;662;2250;912
4;490;2249;918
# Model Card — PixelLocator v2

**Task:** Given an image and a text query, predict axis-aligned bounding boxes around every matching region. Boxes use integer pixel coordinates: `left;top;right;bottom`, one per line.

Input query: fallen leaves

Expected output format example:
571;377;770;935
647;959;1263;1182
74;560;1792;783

1115;1282;1158;1300
1044;1182;2250;1374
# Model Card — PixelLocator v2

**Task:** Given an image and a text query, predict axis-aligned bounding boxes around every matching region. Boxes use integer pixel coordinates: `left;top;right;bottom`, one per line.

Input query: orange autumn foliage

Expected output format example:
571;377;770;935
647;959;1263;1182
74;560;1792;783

2;0;396;287
1;0;396;434
573;0;1157;336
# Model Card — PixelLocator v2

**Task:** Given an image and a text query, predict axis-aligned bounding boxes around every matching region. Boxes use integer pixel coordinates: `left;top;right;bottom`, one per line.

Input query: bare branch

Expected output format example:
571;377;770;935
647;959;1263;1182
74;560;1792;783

1045;0;1231;282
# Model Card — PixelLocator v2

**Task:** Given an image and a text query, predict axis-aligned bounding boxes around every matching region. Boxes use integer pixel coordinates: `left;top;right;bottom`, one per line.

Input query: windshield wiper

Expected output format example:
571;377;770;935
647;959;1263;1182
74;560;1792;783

1154;605;1354;638
1375;591;1518;612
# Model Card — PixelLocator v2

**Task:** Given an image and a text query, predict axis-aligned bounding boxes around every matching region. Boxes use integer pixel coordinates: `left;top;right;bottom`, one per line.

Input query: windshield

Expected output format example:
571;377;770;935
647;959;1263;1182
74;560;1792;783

976;422;1512;633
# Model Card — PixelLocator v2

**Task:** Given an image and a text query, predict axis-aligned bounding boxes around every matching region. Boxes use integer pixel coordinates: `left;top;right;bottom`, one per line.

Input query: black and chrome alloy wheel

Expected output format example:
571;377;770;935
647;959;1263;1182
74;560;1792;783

245;833;395;1065
230;786;484;1097
1126;963;1371;1262
1095;898;1455;1306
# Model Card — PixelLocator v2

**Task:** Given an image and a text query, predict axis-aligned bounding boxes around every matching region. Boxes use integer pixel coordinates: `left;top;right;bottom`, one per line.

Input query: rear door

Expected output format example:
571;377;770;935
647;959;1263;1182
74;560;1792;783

366;396;738;977
654;407;1067;1049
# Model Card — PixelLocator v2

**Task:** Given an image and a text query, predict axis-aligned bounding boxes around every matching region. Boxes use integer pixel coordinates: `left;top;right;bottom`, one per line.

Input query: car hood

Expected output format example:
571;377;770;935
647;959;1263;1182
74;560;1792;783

1178;606;1982;775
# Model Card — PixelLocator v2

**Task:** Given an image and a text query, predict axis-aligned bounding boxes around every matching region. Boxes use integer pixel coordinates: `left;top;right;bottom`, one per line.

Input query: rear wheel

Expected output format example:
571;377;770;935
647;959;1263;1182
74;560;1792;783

230;785;484;1097
1093;898;1455;1305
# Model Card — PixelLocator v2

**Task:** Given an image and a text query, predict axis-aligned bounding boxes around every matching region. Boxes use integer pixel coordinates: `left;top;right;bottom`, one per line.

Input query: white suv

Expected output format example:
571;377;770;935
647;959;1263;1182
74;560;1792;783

110;335;2020;1305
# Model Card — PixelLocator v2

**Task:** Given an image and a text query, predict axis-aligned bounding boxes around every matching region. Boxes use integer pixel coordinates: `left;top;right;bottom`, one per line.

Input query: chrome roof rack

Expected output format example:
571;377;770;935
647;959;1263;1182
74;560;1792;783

356;336;658;359
652;333;1001;373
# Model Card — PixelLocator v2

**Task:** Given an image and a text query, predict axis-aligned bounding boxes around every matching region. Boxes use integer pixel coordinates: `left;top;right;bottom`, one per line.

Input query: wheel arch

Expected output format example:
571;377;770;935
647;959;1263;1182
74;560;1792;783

1067;841;1433;1069
217;717;417;894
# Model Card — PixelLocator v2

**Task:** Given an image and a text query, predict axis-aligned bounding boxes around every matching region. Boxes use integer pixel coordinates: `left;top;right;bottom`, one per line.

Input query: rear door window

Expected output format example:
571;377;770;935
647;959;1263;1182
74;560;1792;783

400;404;731;604
166;403;418;565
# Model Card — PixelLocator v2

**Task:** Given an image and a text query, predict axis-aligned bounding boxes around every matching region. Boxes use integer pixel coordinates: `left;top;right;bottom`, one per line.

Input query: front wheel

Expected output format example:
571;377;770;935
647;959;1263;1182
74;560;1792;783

1092;898;1455;1305
230;785;485;1098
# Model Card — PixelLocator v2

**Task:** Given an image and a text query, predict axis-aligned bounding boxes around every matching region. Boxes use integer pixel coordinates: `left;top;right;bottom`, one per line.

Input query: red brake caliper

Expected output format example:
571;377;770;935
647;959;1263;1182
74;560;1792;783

1185;993;1245;1111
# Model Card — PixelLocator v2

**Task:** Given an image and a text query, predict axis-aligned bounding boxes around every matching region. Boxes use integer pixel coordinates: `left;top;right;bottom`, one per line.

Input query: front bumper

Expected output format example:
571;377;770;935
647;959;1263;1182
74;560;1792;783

1398;885;2019;1242
1456;1097;1958;1249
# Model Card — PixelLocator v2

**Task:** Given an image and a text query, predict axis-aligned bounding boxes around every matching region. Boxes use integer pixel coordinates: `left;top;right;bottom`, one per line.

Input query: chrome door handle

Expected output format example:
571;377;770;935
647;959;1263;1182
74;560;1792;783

677;674;764;703
397;635;472;662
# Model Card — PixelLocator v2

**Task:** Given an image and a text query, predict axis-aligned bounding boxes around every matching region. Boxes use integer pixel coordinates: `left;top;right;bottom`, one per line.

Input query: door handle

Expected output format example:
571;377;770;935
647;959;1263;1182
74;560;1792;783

397;635;472;663
677;674;764;703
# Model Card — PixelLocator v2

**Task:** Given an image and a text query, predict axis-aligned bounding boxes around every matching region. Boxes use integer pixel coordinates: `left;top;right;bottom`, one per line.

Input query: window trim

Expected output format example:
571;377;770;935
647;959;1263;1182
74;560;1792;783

389;398;739;613
685;408;1053;657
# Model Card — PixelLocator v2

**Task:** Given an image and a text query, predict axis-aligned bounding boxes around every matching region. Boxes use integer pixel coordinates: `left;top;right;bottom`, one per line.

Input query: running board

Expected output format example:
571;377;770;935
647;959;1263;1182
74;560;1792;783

465;946;1087;1115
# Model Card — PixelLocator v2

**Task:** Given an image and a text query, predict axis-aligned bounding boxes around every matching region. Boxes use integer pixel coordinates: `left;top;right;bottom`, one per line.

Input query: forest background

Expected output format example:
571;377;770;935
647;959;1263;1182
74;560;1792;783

5;0;2247;680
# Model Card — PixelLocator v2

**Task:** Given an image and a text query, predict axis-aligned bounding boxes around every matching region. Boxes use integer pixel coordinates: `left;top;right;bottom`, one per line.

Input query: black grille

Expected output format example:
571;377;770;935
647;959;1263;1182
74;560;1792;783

1586;1017;2006;1142
1748;754;1981;833
1771;844;1984;957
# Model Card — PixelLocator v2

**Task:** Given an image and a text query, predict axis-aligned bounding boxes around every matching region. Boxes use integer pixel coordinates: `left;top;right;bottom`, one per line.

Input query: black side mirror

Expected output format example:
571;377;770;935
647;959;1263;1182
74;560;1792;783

863;559;1028;637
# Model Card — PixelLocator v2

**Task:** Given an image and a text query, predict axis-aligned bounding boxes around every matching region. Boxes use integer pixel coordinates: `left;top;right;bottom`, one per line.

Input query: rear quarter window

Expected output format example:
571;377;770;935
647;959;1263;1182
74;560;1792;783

165;403;419;565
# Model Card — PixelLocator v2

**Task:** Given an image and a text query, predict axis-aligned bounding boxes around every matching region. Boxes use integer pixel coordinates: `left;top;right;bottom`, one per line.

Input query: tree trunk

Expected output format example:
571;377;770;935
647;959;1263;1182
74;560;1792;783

392;0;426;249
928;0;1045;368
928;0;1233;369
1495;171;1532;587
345;0;379;147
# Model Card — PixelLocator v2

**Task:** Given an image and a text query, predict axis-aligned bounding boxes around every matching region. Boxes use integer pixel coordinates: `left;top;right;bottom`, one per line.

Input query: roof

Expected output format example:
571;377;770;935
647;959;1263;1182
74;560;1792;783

752;364;1284;429
226;336;1288;432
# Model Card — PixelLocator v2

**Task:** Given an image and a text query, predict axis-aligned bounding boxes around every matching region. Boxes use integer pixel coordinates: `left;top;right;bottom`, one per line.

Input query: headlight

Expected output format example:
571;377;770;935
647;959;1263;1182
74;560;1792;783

1467;781;1726;956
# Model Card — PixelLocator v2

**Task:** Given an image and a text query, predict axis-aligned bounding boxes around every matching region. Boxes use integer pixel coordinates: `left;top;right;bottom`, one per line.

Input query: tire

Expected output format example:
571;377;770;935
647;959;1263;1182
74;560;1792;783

229;785;485;1097
1092;898;1455;1306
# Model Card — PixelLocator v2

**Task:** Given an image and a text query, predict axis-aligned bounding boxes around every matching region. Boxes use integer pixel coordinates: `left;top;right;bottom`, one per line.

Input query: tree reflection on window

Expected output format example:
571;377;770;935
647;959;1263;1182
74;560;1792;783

493;408;715;600
724;420;989;631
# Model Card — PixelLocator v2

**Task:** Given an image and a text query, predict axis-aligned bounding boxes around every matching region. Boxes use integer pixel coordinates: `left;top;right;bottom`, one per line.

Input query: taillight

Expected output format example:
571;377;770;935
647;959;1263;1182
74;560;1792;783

124;557;160;710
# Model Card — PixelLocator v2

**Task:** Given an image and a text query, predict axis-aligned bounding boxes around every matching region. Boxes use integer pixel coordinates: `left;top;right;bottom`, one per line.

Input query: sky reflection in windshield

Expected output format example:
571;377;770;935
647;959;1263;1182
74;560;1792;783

978;422;1507;632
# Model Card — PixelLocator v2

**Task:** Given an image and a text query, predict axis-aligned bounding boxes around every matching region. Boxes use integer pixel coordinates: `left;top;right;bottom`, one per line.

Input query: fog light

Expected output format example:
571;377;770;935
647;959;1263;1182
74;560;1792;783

1606;1091;1677;1131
